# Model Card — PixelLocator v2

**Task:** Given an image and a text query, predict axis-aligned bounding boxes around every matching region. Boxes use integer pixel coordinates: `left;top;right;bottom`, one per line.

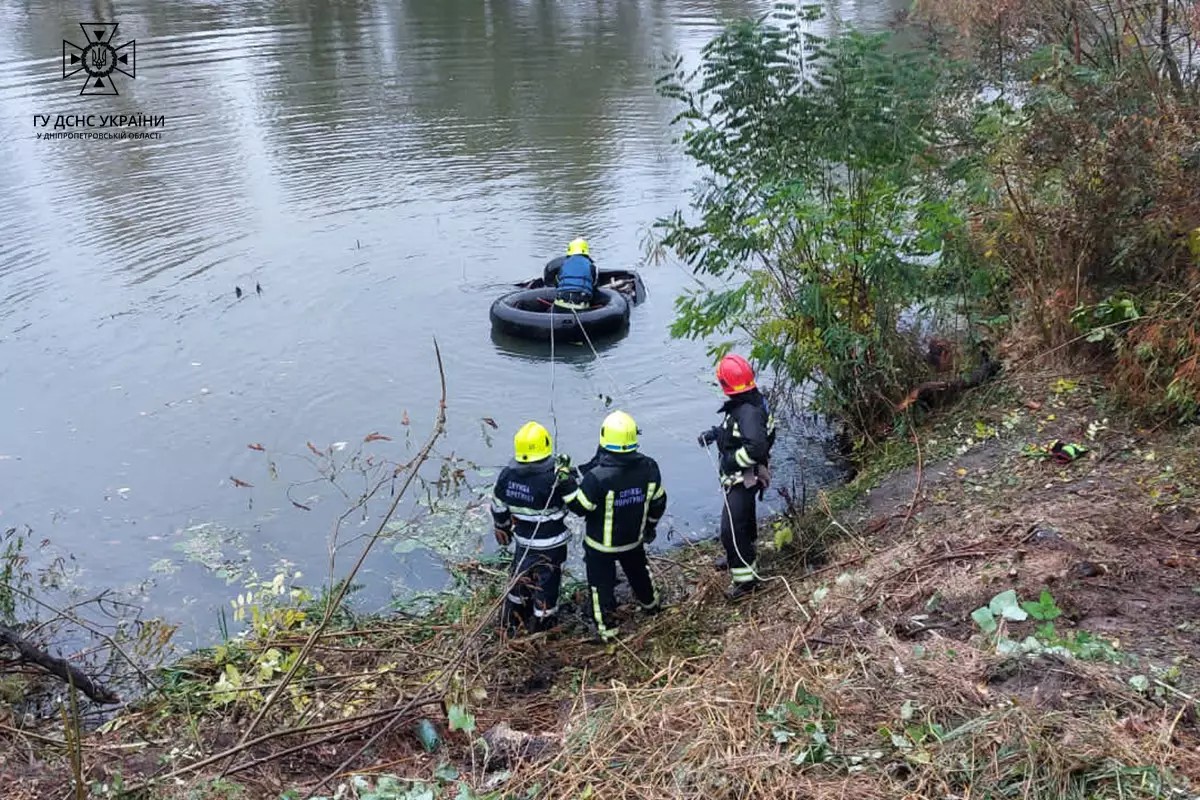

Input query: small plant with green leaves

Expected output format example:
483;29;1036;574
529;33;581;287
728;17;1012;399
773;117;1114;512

301;764;505;800
970;589;1028;640
228;569;313;640
1129;661;1186;700
89;771;129;798
1071;295;1141;343
447;703;477;738
879;699;945;766
971;588;1124;663
1022;590;1123;662
1021;589;1063;637
758;688;833;765
770;519;795;551
0;526;31;626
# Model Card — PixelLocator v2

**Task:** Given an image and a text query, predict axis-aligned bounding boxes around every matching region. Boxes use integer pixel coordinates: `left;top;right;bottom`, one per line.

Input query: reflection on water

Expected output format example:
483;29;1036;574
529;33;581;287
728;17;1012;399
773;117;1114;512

489;328;627;364
0;0;900;642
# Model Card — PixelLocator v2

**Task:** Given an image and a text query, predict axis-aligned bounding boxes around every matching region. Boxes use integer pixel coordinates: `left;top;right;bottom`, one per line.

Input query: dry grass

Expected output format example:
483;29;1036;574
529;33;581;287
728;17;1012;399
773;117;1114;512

499;606;1197;800
493;370;1200;800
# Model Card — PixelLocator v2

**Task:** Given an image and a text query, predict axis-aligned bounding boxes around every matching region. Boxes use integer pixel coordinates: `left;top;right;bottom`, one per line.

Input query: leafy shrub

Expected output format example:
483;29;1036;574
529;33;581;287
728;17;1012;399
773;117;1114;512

652;3;979;441
1110;283;1200;422
971;588;1124;663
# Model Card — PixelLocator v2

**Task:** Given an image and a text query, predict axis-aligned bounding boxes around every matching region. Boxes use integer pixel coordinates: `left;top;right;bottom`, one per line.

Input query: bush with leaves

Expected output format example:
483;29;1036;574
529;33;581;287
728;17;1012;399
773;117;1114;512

652;3;980;442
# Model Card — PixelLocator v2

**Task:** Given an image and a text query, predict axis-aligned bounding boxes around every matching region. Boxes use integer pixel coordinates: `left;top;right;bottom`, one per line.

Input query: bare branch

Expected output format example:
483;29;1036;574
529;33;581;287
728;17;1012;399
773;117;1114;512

218;339;449;774
0;625;118;705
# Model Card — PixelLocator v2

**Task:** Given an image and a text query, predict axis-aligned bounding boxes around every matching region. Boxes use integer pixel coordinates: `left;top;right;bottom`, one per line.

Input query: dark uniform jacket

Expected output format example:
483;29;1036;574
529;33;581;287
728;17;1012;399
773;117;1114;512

490;457;577;550
565;450;666;553
708;389;777;486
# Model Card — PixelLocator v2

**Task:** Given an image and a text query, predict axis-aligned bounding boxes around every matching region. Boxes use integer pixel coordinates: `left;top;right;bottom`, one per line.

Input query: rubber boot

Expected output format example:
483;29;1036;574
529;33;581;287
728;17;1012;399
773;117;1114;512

724;579;763;601
713;555;729;572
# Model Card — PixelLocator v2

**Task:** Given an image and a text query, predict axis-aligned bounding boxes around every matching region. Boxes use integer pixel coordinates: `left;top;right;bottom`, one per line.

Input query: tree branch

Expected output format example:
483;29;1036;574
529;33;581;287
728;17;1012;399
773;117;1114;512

0;625;119;705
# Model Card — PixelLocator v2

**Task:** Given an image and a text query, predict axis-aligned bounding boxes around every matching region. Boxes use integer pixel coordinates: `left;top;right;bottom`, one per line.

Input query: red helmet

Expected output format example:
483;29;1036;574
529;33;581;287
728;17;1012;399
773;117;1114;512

716;354;756;395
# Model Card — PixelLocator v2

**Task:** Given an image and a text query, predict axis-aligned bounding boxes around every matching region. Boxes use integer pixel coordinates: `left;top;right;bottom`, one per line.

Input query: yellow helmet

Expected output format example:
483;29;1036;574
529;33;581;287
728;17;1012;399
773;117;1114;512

599;410;639;452
513;421;553;463
566;238;590;257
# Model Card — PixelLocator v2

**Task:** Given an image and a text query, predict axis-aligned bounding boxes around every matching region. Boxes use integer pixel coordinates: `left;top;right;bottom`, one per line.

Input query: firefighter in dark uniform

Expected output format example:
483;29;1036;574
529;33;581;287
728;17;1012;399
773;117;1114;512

543;238;598;310
491;421;577;635
564;410;667;642
698;354;776;600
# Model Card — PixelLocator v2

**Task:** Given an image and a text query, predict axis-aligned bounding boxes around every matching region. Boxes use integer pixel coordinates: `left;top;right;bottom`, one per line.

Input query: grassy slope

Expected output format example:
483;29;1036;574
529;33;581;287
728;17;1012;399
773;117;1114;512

5;369;1200;800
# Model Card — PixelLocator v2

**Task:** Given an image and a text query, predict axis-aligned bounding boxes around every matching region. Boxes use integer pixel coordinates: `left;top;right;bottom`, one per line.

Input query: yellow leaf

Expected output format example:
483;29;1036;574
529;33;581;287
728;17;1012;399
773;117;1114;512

225;663;243;686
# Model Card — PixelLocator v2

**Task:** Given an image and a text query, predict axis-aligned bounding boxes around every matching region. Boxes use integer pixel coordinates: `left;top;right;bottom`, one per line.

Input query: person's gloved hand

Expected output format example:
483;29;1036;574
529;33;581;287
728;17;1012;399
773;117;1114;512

493;527;512;547
697;428;718;448
554;453;573;482
754;465;772;500
757;465;771;491
643;523;658;544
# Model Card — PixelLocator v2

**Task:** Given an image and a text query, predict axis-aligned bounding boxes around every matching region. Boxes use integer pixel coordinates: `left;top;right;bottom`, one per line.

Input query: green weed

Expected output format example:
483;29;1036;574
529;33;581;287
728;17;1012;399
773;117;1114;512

971;588;1125;664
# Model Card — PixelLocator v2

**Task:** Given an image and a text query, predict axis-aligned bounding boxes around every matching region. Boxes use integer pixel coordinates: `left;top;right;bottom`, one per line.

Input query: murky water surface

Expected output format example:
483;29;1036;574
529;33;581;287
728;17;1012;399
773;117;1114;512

0;0;900;642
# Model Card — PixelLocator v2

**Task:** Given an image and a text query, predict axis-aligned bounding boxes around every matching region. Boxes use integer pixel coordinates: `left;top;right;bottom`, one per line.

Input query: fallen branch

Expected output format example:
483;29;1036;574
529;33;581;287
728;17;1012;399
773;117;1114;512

0;625;119;705
897;346;1001;411
119;703;439;793
7;585;165;699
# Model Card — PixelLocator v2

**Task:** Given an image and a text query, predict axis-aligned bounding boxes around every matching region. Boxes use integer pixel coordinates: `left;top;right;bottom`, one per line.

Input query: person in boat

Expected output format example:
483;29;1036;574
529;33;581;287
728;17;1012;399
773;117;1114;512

490;421;578;635
543;238;598;311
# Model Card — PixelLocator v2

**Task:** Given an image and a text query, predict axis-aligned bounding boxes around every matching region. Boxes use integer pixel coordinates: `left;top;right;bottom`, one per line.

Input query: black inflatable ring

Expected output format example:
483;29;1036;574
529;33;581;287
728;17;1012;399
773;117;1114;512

489;287;630;343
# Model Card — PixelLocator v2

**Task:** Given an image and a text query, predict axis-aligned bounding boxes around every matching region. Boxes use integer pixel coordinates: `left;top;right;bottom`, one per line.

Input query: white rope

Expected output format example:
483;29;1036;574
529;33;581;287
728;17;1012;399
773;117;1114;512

569;307;627;406
499;466;566;636
497;297;565;636
704;446;808;614
548;301;558;444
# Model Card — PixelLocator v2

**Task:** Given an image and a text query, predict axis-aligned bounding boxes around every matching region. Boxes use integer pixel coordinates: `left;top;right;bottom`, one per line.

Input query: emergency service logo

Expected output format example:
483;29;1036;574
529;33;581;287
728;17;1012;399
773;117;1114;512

63;23;135;96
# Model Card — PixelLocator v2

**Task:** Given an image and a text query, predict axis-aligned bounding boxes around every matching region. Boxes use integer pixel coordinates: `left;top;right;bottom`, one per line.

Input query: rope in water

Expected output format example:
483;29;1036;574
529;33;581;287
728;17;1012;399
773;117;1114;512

492;301;565;637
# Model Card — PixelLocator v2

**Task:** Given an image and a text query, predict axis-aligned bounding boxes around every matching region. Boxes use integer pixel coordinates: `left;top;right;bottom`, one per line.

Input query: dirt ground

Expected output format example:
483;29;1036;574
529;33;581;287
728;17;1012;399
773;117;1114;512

836;373;1200;676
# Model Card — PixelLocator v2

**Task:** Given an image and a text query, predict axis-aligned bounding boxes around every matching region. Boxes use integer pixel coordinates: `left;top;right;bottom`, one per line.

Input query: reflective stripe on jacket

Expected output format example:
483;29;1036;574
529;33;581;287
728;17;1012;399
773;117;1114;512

564;449;666;552
491;458;577;549
711;389;776;486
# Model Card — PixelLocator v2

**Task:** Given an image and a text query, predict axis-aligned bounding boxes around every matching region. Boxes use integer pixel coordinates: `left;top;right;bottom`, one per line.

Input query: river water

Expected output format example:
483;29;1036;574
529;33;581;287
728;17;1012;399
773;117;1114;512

0;0;900;643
